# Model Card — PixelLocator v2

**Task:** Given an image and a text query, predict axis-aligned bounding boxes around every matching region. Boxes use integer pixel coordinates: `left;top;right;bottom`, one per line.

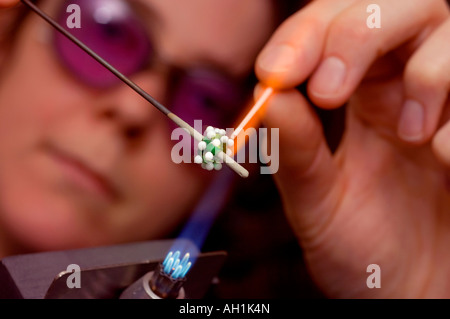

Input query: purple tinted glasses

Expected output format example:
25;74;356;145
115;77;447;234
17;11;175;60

53;0;253;129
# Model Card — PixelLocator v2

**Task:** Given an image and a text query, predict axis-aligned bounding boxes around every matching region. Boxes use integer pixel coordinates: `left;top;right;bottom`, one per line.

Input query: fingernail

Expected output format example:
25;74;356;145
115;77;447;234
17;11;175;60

397;100;425;142
310;56;347;97
258;44;297;73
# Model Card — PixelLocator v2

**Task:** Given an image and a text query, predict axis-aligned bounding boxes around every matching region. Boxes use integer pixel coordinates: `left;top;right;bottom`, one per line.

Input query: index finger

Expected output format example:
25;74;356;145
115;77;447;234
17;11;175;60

255;0;356;88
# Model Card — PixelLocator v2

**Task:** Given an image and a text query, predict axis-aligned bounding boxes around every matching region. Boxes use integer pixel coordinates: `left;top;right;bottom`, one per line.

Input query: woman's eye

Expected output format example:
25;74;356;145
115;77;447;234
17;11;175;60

194;90;225;111
95;19;146;53
100;22;126;39
88;15;151;66
170;72;245;130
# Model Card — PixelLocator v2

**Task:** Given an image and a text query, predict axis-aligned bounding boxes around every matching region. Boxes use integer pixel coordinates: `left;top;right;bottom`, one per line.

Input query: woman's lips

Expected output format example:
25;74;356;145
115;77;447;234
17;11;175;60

46;145;119;202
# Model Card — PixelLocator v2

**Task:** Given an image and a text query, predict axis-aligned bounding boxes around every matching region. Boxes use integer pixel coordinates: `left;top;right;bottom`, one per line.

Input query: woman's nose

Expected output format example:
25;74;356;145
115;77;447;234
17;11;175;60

94;71;169;139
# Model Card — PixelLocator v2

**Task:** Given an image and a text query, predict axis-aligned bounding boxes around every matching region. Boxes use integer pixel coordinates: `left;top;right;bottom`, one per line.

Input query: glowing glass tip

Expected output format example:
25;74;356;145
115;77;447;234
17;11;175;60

161;251;192;279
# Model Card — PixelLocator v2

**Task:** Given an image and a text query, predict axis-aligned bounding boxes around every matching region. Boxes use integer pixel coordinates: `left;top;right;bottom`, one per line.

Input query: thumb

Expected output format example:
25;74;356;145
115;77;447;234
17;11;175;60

259;86;342;240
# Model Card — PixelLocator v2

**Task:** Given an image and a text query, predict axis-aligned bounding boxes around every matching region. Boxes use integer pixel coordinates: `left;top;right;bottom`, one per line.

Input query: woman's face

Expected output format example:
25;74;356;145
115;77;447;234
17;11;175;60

0;0;274;255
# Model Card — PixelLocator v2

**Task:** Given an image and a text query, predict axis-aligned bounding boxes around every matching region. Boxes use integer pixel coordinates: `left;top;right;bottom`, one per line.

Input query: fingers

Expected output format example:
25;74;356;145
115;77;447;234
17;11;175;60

308;0;449;108
255;0;356;88
257;0;449;111
259;86;341;238
0;0;19;8
399;17;450;143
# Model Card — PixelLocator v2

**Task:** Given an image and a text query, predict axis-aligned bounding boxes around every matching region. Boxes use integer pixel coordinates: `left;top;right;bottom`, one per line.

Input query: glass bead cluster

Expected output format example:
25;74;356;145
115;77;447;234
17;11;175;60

194;126;234;171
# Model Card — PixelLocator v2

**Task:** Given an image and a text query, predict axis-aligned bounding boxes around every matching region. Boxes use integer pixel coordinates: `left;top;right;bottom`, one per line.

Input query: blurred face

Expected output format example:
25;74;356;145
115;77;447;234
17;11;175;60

0;0;274;255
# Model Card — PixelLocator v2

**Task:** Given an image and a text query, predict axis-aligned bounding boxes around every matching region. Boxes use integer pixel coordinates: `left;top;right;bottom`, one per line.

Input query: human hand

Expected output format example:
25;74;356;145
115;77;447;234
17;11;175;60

255;0;450;298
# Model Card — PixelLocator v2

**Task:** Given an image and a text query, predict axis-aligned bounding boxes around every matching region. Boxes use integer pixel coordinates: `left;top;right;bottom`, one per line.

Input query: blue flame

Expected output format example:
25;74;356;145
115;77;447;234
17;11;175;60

165;168;234;269
161;251;192;279
177;169;233;249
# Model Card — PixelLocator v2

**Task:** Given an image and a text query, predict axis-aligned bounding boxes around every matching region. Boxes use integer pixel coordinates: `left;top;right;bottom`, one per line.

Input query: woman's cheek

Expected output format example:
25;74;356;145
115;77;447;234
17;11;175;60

0;166;92;251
